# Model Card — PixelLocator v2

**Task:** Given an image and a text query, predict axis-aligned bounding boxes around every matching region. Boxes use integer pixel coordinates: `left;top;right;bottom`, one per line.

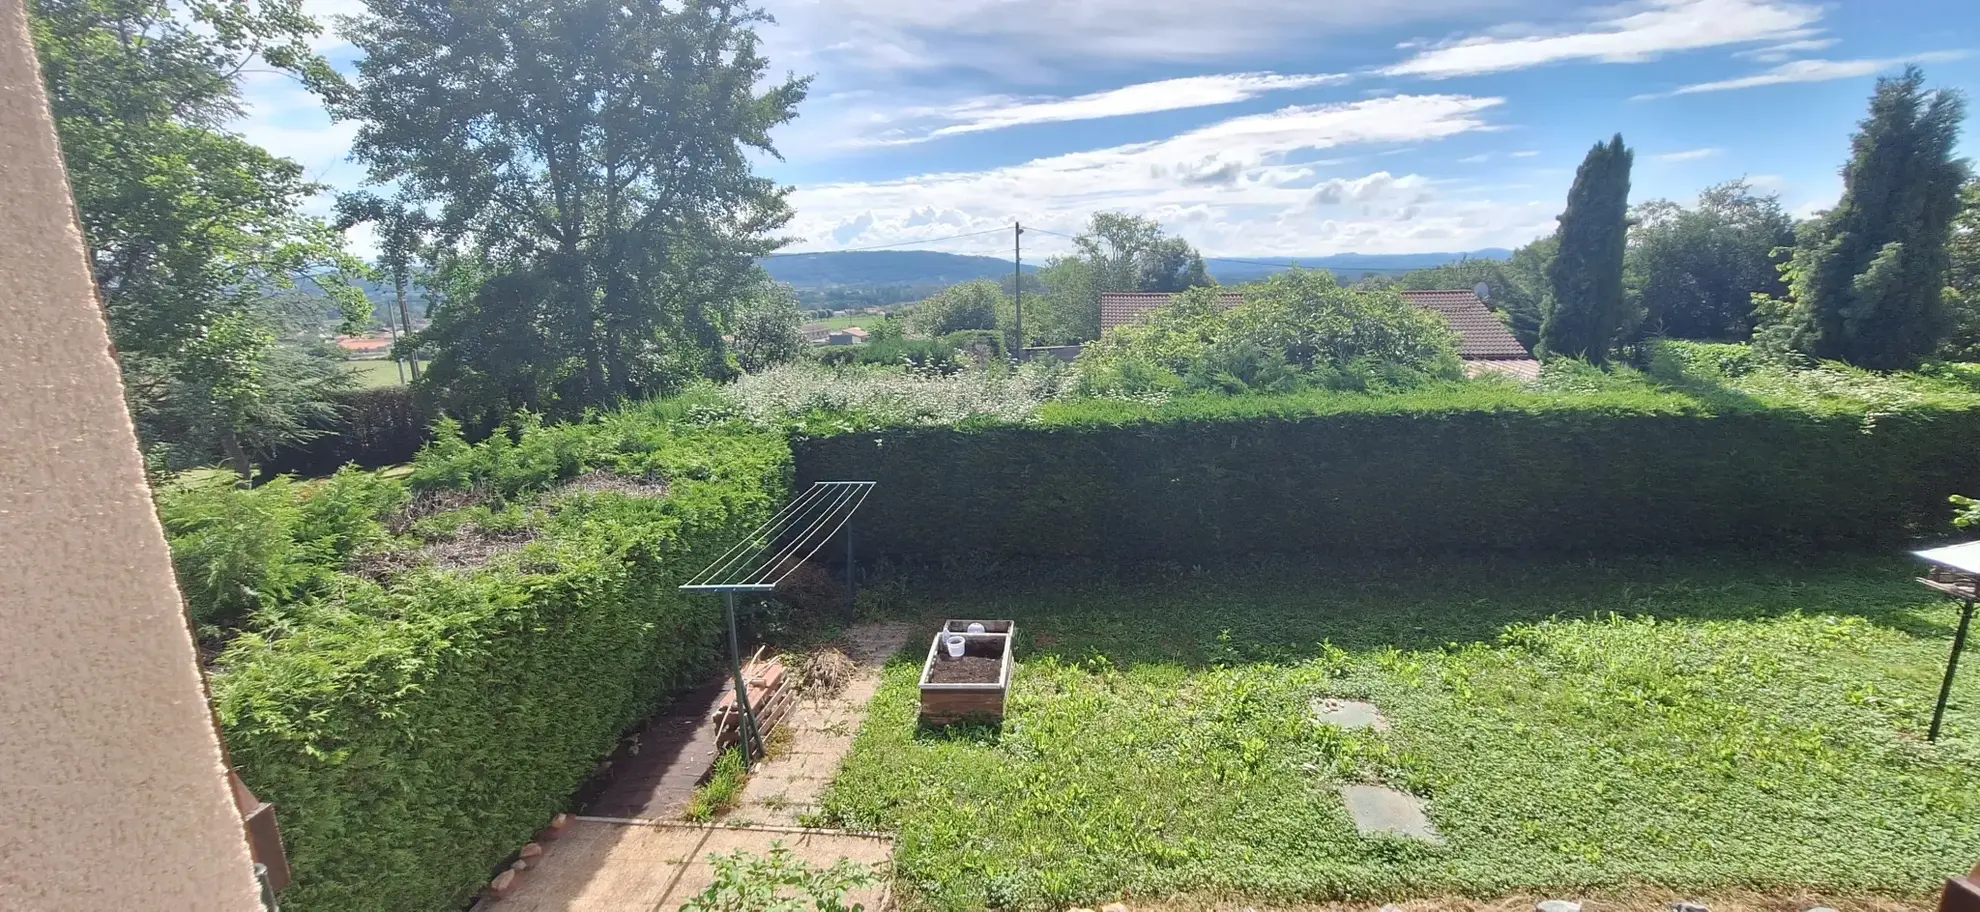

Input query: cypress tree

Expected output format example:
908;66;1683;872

1764;67;1968;369
1540;134;1634;364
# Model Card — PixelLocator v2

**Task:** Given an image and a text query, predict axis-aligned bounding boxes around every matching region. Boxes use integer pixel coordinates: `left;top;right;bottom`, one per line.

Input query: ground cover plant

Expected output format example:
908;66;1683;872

820;555;1980;911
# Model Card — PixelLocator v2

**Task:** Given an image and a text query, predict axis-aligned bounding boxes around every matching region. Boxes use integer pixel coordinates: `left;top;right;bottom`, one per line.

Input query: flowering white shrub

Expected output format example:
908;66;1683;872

721;360;1072;427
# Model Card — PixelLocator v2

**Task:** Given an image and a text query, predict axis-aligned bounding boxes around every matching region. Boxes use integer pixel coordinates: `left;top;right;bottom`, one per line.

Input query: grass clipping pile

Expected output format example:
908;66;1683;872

795;648;858;698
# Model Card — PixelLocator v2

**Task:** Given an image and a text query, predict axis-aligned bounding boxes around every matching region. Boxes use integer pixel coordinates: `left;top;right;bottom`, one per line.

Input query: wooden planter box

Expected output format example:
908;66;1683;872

918;620;1014;725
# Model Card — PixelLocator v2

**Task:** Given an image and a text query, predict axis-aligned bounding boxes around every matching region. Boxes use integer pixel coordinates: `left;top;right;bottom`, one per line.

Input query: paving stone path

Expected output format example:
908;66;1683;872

477;621;914;912
1312;698;1443;844
1312;697;1390;731
1339;783;1444;844
733;621;913;827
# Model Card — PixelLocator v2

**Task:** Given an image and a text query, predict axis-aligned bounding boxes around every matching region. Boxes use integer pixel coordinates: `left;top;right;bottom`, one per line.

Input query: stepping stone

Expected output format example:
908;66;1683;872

1312;698;1389;731
1339;784;1442;843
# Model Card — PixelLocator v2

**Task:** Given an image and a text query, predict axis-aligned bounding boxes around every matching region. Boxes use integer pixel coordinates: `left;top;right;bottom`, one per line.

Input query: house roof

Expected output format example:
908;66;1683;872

1096;288;1532;361
335;335;394;353
1397;290;1530;360
1099;291;1246;333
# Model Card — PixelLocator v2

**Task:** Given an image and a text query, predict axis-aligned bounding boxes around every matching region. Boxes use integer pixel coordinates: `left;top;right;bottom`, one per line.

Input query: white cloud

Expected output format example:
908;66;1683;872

1639;50;1970;97
781;94;1535;256
1653;147;1723;162
1457;153;1492;163
1733;37;1838;63
1510;149;1541;157
1385;0;1822;78
759;0;1516;78
855;73;1350;146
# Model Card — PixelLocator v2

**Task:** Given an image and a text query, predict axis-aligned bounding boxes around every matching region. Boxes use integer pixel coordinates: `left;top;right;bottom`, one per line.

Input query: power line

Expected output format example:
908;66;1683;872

1201;255;1319;269
1017;229;1310;271
1023;227;1081;241
762;226;1011;257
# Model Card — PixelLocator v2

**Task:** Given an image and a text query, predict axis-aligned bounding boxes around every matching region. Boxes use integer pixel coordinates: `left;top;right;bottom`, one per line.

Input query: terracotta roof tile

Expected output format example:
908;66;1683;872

1099;291;1245;333
1398;290;1531;360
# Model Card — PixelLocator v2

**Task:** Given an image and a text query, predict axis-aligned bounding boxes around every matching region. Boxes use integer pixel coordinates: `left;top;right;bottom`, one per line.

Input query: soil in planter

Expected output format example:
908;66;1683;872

927;655;1002;685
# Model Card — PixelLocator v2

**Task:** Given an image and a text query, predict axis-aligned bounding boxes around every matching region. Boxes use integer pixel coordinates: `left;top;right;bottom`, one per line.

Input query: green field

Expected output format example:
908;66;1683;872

803;314;884;332
344;359;423;388
824;555;1980;910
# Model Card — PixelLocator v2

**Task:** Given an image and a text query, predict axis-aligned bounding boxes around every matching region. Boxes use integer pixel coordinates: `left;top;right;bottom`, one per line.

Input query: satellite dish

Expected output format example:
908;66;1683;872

1473;282;1492;301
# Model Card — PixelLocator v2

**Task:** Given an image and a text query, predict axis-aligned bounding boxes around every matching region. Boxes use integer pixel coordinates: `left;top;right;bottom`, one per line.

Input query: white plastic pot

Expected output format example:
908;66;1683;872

966;622;986;633
944;634;966;658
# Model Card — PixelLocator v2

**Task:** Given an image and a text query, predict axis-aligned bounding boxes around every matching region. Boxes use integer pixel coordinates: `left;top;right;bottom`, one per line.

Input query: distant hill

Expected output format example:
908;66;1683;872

1203;250;1513;284
761;251;1036;288
760;248;1512;289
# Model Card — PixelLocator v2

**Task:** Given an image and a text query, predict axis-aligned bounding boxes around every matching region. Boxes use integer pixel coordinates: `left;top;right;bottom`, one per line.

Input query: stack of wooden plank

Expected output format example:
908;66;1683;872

712;652;796;754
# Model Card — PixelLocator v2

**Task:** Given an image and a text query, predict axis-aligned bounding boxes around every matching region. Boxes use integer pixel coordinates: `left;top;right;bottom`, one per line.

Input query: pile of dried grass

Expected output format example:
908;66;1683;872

794;647;858;698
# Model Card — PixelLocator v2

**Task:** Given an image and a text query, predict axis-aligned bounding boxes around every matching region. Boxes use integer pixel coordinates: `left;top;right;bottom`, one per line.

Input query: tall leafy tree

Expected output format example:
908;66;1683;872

1029;213;1212;345
1758;67;1969;369
335;192;435;380
1627;180;1795;341
730;281;805;373
909;280;1009;337
332;0;808;415
1946;178;1980;360
1540;134;1634;364
30;0;366;473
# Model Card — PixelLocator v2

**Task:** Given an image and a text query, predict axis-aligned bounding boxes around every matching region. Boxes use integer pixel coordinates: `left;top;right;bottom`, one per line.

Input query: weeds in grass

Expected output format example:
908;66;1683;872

819;555;1980;910
685;748;749;823
763;725;796;762
678;844;879;912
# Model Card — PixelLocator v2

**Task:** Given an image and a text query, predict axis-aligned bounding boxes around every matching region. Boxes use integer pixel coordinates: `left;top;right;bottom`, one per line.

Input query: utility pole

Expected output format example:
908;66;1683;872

387;323;405;385
393;270;421;382
1013;222;1023;360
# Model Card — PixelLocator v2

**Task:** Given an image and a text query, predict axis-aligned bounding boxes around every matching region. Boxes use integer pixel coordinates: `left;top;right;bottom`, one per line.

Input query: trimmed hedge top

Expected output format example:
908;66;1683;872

185;412;791;912
792;350;1980;561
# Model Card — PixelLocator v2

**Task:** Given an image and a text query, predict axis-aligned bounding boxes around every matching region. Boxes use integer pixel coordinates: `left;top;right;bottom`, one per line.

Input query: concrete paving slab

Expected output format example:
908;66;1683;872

473;819;891;912
733;621;909;826
1339;784;1443;843
1313;698;1389;731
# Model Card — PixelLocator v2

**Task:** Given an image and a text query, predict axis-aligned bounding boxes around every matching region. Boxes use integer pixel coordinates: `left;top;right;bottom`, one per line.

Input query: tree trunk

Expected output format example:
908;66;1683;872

220;429;252;480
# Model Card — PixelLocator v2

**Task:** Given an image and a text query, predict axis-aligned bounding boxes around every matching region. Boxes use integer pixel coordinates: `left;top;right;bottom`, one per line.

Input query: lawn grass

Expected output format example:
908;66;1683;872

685;747;749;822
821;555;1980;910
344;358;417;388
803;315;882;332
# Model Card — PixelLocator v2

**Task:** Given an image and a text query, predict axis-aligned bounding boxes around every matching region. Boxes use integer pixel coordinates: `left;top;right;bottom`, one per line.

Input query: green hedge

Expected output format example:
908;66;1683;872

203;412;790;912
262;387;439;478
794;403;1980;559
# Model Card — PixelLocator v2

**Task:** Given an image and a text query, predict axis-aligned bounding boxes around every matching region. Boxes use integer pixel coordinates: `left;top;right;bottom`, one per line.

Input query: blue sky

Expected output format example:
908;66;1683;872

239;0;1980;261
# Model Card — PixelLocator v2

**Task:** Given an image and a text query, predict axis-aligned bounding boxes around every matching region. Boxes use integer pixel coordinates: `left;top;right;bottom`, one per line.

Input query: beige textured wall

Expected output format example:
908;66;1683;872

0;0;262;908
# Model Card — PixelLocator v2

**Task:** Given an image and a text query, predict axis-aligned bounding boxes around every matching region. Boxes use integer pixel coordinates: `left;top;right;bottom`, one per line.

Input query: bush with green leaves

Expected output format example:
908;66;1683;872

907;279;1008;337
721;361;1070;431
1076;270;1463;395
193;409;791;912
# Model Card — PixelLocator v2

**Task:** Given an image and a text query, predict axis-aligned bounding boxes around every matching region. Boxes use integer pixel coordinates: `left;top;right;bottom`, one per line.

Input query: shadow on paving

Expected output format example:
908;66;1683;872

874;551;1957;670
